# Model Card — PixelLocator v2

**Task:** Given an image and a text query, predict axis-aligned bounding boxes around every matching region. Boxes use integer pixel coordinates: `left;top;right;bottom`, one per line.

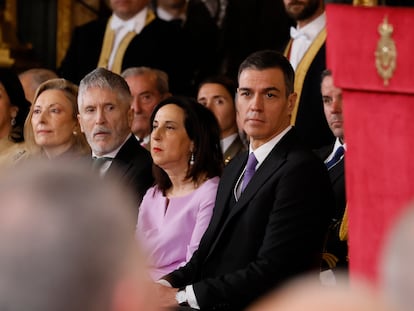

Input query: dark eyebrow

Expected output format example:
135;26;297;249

263;87;281;93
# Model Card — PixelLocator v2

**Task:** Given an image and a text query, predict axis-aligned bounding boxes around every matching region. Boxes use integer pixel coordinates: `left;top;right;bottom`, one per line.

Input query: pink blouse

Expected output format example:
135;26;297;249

136;177;219;280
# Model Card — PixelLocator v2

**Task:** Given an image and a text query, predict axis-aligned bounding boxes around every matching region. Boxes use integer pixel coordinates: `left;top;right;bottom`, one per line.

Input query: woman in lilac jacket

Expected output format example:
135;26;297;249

136;96;223;280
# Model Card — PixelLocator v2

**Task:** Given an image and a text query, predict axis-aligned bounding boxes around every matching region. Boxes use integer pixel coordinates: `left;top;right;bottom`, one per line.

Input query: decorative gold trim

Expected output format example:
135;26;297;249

56;0;73;68
98;9;156;73
353;0;378;6
375;16;397;86
284;29;327;125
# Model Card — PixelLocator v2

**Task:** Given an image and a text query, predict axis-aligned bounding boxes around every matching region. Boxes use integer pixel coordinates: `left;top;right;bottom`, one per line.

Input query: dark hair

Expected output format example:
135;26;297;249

321;69;332;83
150;96;223;193
198;75;237;103
0;68;31;142
238;50;295;97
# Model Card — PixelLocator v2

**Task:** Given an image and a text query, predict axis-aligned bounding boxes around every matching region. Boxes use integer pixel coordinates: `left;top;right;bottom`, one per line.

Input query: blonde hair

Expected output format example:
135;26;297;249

24;78;90;157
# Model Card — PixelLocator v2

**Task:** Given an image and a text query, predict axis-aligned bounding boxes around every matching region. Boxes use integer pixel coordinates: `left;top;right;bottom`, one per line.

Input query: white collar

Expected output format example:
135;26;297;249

92;134;131;159
249;126;292;169
110;7;148;33
325;137;346;163
294;12;326;42
333;137;346;151
156;6;186;22
221;133;238;154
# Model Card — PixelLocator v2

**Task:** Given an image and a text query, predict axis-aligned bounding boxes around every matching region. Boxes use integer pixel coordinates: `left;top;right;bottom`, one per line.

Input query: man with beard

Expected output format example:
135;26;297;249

78;68;153;210
283;0;334;149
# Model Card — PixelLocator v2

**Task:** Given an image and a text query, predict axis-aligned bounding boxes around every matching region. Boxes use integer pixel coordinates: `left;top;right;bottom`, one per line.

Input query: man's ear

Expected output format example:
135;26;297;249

287;92;297;115
127;108;133;128
77;114;85;133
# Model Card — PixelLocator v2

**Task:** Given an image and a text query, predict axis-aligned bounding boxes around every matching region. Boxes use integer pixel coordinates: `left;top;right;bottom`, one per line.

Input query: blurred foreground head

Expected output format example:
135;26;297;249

248;276;394;311
0;160;157;311
381;203;414;311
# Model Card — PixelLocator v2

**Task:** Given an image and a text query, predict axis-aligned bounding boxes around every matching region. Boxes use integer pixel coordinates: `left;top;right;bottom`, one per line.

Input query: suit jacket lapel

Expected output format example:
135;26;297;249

202;152;247;247
106;135;136;178
204;131;294;259
223;136;246;165
329;157;344;185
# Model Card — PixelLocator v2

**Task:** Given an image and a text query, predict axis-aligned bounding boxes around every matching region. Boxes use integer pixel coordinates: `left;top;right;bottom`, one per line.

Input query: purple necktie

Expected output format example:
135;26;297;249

242;153;258;192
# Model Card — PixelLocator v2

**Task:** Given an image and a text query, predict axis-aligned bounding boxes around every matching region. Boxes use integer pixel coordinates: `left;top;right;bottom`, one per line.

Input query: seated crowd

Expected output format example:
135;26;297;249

0;0;409;310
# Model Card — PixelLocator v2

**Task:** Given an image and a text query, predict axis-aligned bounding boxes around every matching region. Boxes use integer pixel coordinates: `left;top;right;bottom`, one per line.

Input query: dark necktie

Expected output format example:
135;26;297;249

242;152;258;192
92;157;113;171
326;146;344;170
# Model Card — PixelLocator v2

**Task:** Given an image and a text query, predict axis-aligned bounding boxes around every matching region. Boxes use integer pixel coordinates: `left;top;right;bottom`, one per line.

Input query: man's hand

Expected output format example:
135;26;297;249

155;283;179;308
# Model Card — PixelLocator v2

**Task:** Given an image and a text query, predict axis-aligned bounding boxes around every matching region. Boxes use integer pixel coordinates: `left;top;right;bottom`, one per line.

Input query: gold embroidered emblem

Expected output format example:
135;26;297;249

375;16;397;86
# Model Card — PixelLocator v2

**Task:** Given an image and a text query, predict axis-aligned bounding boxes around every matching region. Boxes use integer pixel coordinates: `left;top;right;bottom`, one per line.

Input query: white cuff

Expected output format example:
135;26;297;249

186;285;200;309
157;279;172;287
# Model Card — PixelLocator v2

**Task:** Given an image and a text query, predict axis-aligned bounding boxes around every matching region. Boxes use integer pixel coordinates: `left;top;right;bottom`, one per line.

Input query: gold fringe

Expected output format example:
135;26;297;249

339;204;348;241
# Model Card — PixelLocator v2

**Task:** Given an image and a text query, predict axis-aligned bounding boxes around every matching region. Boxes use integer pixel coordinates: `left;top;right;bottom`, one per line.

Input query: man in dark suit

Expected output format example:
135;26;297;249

152;0;221;92
77;67;153;209
283;0;334;149
58;0;191;95
156;50;333;310
315;69;348;281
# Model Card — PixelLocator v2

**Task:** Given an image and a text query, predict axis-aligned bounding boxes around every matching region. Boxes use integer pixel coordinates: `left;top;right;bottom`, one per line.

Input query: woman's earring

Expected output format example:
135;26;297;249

190;152;195;166
72;130;77;136
11;118;16;126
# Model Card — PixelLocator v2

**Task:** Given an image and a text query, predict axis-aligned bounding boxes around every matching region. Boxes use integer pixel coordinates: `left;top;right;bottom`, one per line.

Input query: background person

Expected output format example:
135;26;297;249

24;78;90;160
18;68;59;103
197;75;246;164
59;0;191;94
314;69;348;283
137;96;223;280
78;67;153;208
121;66;171;148
0;68;31;166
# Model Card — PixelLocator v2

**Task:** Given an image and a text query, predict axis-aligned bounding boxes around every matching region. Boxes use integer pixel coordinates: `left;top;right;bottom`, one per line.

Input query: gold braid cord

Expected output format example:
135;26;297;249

284;29;327;125
97;9;156;73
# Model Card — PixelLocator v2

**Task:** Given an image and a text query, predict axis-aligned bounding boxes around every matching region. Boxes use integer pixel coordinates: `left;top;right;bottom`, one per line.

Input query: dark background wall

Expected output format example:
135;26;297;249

17;0;57;70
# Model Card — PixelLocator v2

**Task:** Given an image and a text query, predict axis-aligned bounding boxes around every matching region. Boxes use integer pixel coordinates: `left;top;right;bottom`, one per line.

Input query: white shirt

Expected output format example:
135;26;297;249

156;6;187;22
166;126;293;309
289;12;326;71
108;7;148;70
234;126;292;200
221;133;238;154
92;134;131;176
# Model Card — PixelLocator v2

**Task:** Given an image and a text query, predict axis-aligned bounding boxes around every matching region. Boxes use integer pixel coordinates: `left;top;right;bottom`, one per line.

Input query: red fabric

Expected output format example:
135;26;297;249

326;4;414;285
343;91;414;284
326;4;414;94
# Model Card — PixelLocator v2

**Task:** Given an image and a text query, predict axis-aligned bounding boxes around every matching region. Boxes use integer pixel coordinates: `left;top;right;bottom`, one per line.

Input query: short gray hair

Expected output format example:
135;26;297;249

121;66;169;95
78;67;132;107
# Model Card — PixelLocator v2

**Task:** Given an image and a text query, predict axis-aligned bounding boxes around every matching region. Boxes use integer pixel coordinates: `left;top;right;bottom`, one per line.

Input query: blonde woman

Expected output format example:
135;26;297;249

24;79;90;159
